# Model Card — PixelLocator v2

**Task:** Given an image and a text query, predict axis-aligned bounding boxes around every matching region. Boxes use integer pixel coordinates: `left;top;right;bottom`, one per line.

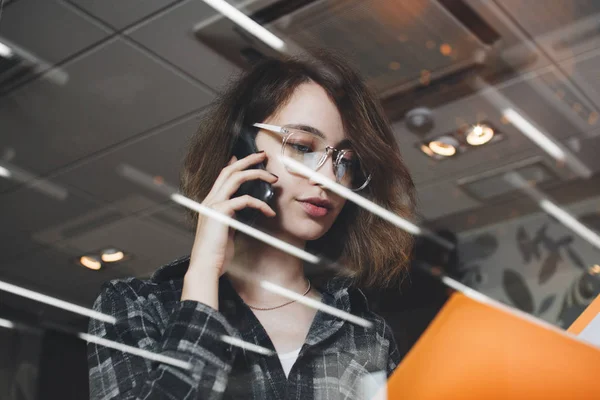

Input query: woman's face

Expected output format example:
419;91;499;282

255;82;348;242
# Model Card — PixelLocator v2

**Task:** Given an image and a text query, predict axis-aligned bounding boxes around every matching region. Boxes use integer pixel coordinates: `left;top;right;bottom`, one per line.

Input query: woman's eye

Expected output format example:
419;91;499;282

292;144;311;153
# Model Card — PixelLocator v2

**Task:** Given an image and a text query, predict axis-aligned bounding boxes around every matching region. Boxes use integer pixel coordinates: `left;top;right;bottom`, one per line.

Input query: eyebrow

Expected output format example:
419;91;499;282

286;124;326;139
286;124;352;148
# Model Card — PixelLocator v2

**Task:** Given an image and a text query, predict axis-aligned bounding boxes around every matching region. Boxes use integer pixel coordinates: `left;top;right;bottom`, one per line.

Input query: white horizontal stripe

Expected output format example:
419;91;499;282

170;193;320;265
220;335;275;356
0;280;116;324
280;157;455;249
79;332;192;370
0;317;15;329
201;0;286;51
503;109;565;160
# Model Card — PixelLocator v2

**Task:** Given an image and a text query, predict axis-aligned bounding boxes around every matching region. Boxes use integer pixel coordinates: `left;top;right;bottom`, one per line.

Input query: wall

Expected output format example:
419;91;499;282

457;196;600;328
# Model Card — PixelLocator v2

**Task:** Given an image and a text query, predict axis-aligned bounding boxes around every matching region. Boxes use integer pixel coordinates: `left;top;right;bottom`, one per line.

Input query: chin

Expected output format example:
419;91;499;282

283;218;332;241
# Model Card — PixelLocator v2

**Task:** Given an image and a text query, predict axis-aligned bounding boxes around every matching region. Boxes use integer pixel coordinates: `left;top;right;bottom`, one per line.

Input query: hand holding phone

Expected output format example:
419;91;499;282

182;151;278;305
230;126;275;225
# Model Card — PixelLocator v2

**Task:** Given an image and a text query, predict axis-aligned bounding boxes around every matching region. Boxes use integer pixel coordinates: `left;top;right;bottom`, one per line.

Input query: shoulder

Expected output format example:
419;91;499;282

350;288;395;338
94;256;190;308
93;276;183;314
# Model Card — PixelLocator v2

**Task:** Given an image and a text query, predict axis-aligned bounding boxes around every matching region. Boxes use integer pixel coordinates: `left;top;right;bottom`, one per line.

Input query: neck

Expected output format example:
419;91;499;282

228;231;309;306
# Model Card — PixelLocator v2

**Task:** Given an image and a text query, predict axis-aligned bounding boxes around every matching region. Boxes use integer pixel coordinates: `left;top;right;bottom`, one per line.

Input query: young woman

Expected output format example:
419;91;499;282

88;51;416;399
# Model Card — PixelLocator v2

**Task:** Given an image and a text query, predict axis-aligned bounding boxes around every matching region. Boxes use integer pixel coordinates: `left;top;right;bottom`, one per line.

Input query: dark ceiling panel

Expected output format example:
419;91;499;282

56;113;199;214
0;182;102;263
68;0;178;30
127;0;240;91
0;38;214;187
0;0;110;65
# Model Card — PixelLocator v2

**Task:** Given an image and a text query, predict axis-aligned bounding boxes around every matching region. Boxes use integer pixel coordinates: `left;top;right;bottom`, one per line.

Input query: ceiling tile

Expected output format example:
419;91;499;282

127;0;240;91
0;212;192;307
0;205;192;307
563;133;600;176
56;113;199;213
68;0;178;30
0;0;110;64
559;49;600;114
416;181;480;221
59;214;193;278
498;0;600;62
0;38;214;181
0;182;102;262
0;245;129;307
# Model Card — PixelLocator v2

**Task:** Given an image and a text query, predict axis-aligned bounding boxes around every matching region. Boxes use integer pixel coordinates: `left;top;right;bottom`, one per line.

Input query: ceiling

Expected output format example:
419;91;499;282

1;0;600;323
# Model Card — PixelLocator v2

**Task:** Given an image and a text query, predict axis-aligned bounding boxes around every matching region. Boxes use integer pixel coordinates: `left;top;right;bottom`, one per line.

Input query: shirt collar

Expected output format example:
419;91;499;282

152;255;369;350
151;255;358;299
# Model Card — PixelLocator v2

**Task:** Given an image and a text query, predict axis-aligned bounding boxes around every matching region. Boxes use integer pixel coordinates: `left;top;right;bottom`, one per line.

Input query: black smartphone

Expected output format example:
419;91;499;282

230;126;275;226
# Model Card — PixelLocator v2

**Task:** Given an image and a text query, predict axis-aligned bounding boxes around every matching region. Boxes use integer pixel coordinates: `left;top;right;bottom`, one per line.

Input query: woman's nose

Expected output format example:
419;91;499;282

308;154;337;186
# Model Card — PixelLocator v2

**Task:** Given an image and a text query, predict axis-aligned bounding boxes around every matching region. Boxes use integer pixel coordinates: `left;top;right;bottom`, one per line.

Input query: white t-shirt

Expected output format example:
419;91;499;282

277;347;302;377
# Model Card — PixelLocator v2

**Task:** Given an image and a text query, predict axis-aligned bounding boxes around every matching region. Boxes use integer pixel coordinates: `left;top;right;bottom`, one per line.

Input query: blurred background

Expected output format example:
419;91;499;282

1;0;600;398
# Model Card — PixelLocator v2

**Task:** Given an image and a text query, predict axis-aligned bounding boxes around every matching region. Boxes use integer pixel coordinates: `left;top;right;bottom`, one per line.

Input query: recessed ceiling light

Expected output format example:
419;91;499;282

80;255;102;270
466;124;494;146
101;249;125;263
0;41;13;58
589;265;600;275
428;136;458;157
420;143;435;157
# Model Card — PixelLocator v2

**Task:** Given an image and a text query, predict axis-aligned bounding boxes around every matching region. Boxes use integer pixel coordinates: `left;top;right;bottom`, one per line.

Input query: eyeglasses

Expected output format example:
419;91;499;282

253;123;372;191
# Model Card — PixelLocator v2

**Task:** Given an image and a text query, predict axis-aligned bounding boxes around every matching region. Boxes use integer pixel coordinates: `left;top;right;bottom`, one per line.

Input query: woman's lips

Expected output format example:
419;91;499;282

298;201;330;217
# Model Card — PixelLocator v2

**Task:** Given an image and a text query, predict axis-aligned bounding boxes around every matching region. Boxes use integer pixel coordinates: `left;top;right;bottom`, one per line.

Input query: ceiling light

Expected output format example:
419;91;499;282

428;136;458;157
0;165;11;178
405;107;434;135
201;0;286;51
589;265;600;275
439;43;452;56
80;255;102;270
0;41;13;58
466;124;494;146
420;144;435;157
101;249;125;263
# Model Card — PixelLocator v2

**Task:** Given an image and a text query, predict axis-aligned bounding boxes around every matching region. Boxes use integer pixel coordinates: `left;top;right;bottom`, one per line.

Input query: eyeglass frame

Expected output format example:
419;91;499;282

253;122;372;191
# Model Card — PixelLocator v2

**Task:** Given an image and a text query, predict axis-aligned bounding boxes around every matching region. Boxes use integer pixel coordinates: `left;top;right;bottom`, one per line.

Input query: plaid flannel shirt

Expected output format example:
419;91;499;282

88;256;401;399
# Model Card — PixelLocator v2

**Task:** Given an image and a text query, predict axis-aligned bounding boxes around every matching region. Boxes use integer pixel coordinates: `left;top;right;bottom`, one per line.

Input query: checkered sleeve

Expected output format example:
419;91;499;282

88;280;238;400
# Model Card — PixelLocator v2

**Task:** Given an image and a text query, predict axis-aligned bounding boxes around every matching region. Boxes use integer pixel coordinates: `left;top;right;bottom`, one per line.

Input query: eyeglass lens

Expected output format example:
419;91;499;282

282;129;369;190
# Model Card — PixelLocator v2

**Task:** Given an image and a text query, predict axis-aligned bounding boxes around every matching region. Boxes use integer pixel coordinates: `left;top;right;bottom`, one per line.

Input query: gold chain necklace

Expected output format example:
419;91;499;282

246;279;311;311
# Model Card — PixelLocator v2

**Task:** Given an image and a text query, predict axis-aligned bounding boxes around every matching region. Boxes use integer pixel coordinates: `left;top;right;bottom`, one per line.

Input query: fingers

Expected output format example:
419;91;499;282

225;151;267;174
212;152;267;194
214;195;276;218
220;169;278;198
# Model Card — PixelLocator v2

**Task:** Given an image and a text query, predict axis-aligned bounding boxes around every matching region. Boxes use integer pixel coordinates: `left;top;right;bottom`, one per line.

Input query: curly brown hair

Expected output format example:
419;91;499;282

181;51;416;288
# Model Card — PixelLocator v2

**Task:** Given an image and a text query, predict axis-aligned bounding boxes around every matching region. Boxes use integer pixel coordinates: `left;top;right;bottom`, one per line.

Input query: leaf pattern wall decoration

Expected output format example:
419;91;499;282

566;247;585;269
537;294;556;315
502;269;534;313
538;252;561;284
460;234;499;265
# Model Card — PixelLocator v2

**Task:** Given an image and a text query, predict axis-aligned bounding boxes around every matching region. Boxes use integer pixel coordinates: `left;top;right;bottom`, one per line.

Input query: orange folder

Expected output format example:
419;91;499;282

567;294;600;335
386;293;600;400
